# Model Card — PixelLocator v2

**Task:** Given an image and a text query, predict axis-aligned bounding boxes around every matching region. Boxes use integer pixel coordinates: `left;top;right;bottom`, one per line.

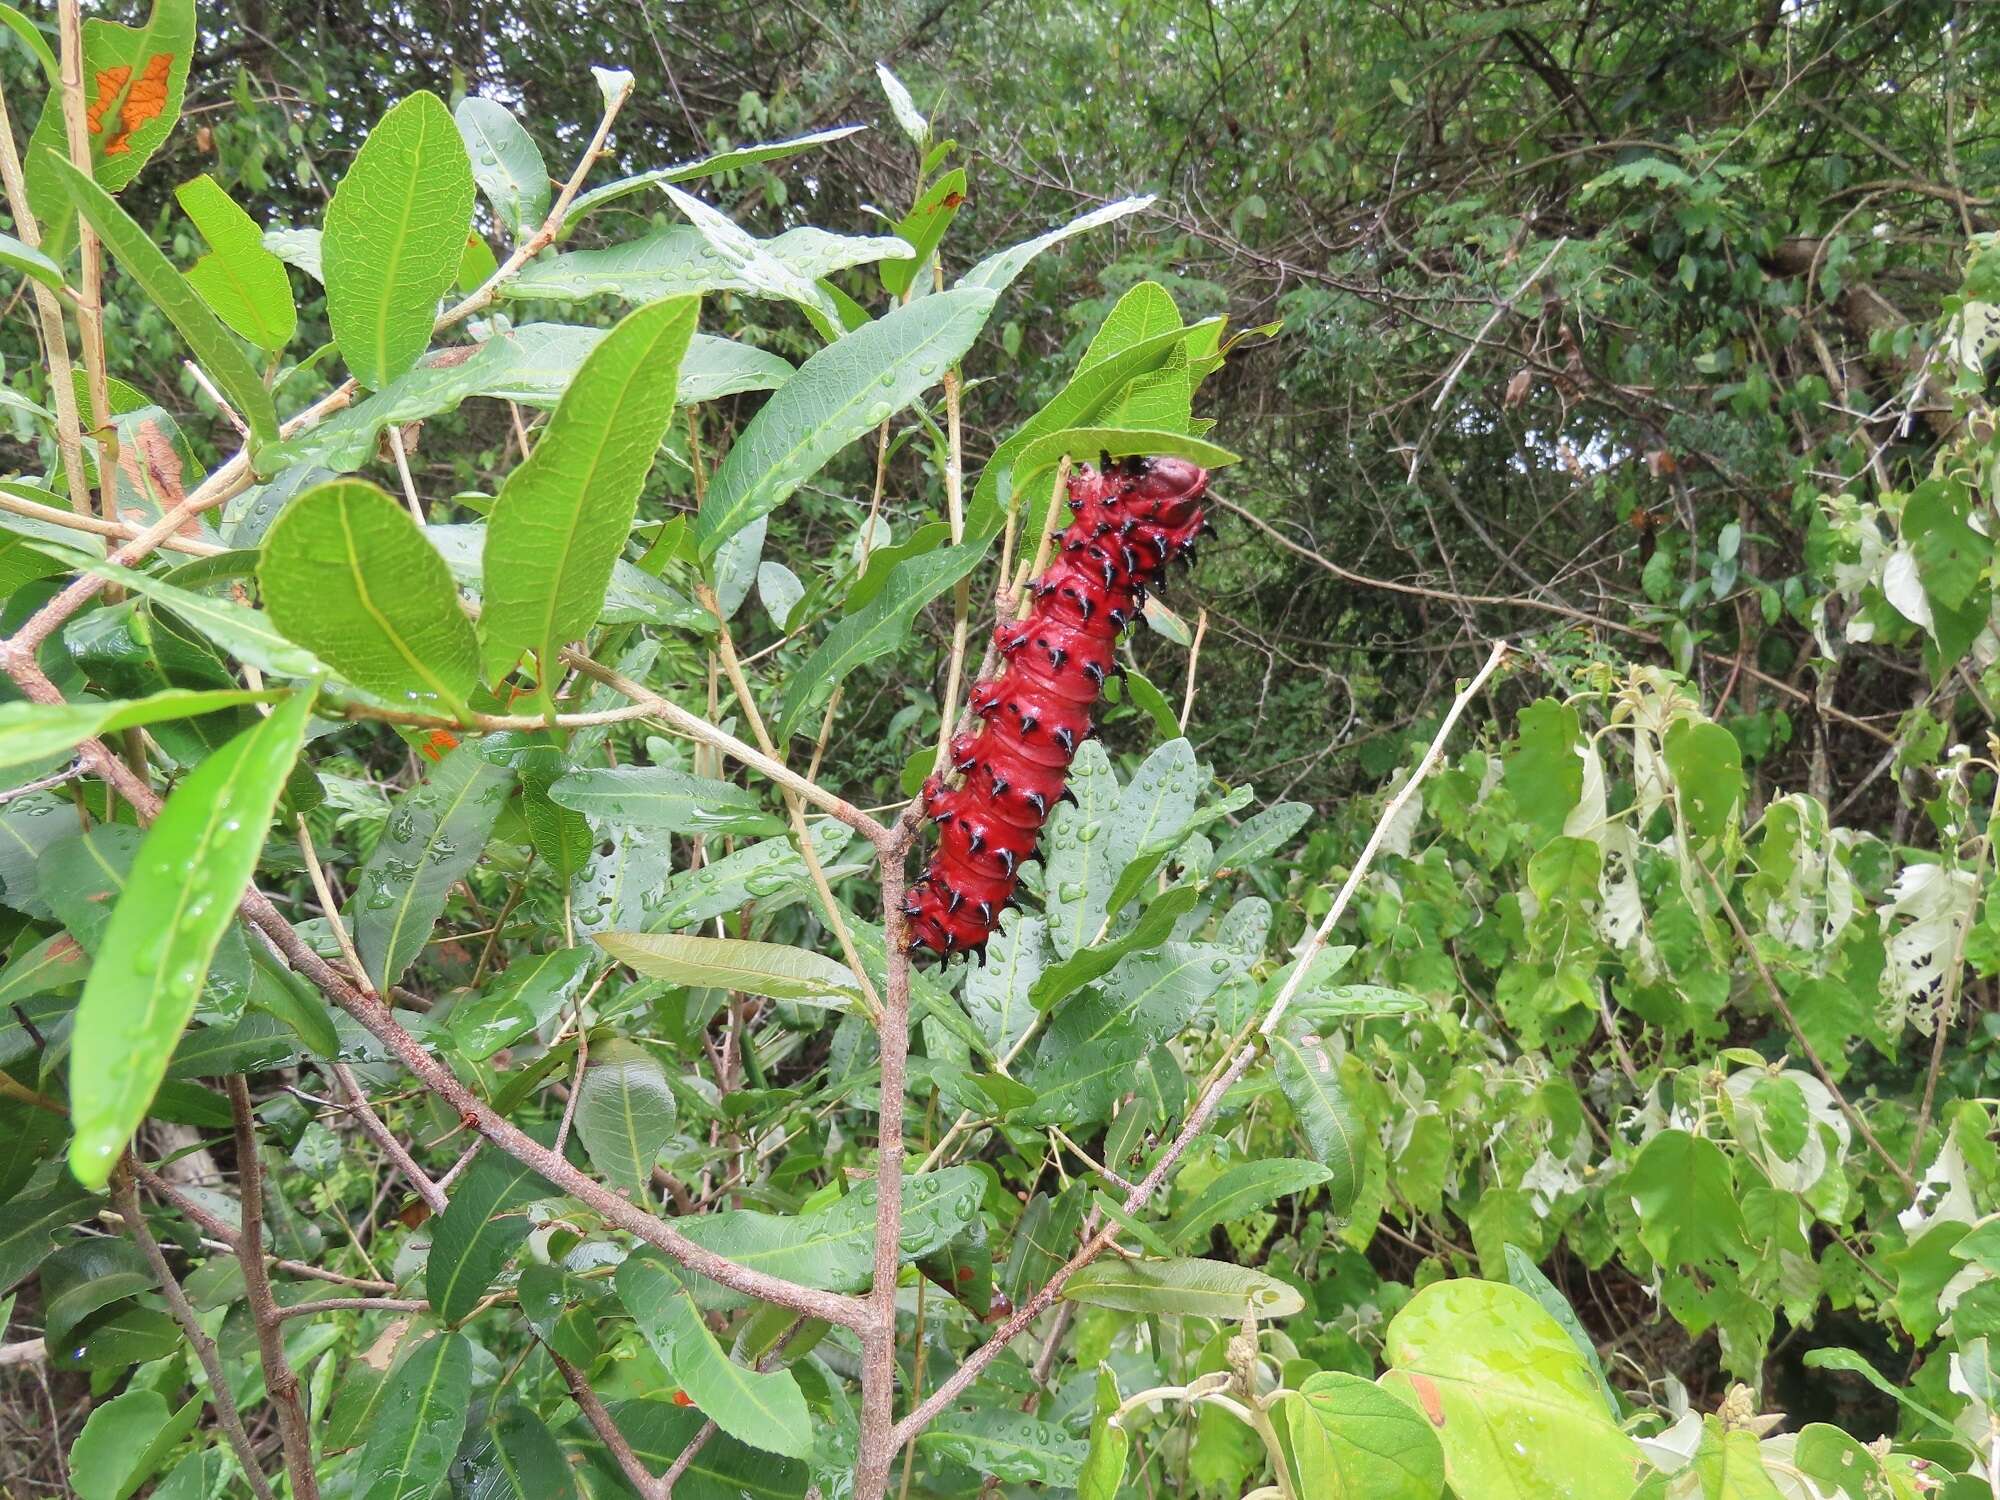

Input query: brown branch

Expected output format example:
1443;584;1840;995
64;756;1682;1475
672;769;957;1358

111;1169;279;1500
275;1296;430;1322
553;1349;666;1500
226;1076;322;1500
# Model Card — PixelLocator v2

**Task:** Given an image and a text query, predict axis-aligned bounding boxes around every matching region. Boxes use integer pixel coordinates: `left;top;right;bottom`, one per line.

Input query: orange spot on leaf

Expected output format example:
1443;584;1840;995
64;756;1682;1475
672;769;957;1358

90;53;174;156
87;65;131;136
1407;1373;1446;1427
671;1390;694;1407
419;729;461;763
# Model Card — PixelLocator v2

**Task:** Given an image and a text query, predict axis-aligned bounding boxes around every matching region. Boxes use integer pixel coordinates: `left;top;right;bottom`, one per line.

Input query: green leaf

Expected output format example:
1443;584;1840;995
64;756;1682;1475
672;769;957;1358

1503;698;1583;838
562;126;866;225
0;230;63;291
352;1331;473;1500
0;688;277;775
916;1408;1087;1487
964;910;1045;1057
1008;427;1239;511
323;91;475;388
875;62;929;144
67;1388;173;1500
1168;1158;1333;1251
1020;1033;1148;1128
175;174;296;351
579;1402;809;1497
459;1403;574;1500
1080;283;1184;369
425;1151;557;1324
1380;1280;1647;1499
1799;1348;1956;1436
1271;1026;1362;1216
24;0;193;256
596;930;863;1008
967;318;1219;539
776;541;989;738
881;168;965;298
1626;1127;1745;1267
68;688;314;1185
428;523;711;636
957;196;1154;295
549;764;783;837
1502;1245;1618;1415
1029;884;1198;1011
1063;1256;1304;1319
480;296;698;683
507;223;903;310
643;824;854;933
1212;802;1312;870
696;287;998;558
573;1038;677;1196
454;97;550;239
54;553;330;681
1080;1367;1130;1500
0;4;57;84
259;479;480;717
1663;718;1743;841
48;154;278;448
614;1258;812;1457
350;743;515;992
443;946;591;1061
1283;1372;1445;1500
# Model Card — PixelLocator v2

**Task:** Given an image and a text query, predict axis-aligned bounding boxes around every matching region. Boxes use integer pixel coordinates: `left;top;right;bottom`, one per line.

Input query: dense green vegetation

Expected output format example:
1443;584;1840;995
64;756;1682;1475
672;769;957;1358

2;1;1999;1495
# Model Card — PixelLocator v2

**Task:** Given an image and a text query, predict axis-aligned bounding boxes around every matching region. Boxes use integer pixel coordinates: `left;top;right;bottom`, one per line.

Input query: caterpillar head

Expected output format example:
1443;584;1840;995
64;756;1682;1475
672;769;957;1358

1121;454;1210;527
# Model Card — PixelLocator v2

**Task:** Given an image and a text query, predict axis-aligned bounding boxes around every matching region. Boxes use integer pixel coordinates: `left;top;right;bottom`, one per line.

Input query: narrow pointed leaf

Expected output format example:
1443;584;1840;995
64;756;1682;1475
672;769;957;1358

1061;1256;1304;1319
596;930;862;1008
548;764;783;837
259;479;480;717
480;296;698;681
1167;1158;1333;1251
1271;1025;1361;1217
48;155;278;448
69;689;315;1185
454;97;550;239
695;287;997;558
0;688;277;775
563;125;866;225
324;91;475;388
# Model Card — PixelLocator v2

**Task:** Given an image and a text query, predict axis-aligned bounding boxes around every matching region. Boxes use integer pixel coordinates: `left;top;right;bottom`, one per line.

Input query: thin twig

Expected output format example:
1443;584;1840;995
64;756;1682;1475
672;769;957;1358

112;1169;279;1500
553;1348;665;1500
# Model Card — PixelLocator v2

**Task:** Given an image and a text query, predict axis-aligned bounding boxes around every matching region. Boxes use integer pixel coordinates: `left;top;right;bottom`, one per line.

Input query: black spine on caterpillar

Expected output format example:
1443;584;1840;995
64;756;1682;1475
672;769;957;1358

902;454;1213;957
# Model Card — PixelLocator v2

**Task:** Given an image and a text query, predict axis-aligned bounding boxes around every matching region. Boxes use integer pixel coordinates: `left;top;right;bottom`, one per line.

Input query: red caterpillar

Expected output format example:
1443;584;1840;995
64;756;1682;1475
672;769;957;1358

903;454;1213;956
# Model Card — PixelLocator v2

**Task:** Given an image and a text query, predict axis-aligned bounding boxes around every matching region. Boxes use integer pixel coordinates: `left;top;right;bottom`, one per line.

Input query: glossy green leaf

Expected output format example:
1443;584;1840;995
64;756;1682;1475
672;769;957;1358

0;687;277;775
548;764;783;837
597;930;863;1008
480;295;698;683
1282;1372;1445;1500
1502;1245;1618;1415
696;287;998;558
0;230;62;291
443;946;591;1061
425;1151;557;1324
259;479;480;717
880;168;965;298
461;1403;574;1500
323;91;475;388
775;540;988;738
643;823;854;933
917;1407;1087;1487
614;1257;812;1457
60;553;331;681
1270;1025;1362;1215
352;1331;473;1500
1062;1256;1304;1319
1;1175;102;1292
24;0;193;255
580;1401;808;1497
1168;1158;1333;1251
1079;1367;1129;1500
964;910;1045;1058
67;1387;173;1500
48;155;278;448
507;222;902;307
1380;1280;1648;1499
0;4;57;84
1029;884;1198;1011
573;1037;677;1196
68;688;314;1185
957;195;1153;295
350;743;515;992
176;173;296;351
455;97;550;239
427;522;710;636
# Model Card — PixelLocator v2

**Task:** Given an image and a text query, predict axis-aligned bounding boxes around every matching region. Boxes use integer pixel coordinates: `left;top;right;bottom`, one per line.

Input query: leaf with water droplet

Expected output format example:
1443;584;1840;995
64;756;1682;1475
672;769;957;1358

69;689;316;1186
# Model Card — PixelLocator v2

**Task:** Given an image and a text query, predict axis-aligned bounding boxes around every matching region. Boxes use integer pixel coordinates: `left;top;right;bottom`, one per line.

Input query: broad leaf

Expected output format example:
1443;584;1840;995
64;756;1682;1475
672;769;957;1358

259;479;480;717
480;296;698;683
1270;1025;1362;1216
776;541;988;738
425;1151;557;1323
68;689;314;1185
1029;884;1198;1010
352;1331;473;1500
49;156;278;448
1167;1158;1333;1251
455;96;550;239
1282;1372;1445;1500
351;743;515;992
24;0;194;255
573;1038;677;1196
1380;1280;1647;1499
696;287;998;558
597;930;863;1008
324;90;475;388
459;1404;574;1500
549;764;783;838
175;173;296;351
916;1408;1087;1487
1626;1127;1745;1268
615;1257;812;1457
1061;1256;1304;1319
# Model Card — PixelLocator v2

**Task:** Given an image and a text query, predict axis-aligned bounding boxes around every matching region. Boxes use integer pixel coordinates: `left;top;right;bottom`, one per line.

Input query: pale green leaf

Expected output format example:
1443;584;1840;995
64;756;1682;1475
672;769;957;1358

596;930;863;1008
